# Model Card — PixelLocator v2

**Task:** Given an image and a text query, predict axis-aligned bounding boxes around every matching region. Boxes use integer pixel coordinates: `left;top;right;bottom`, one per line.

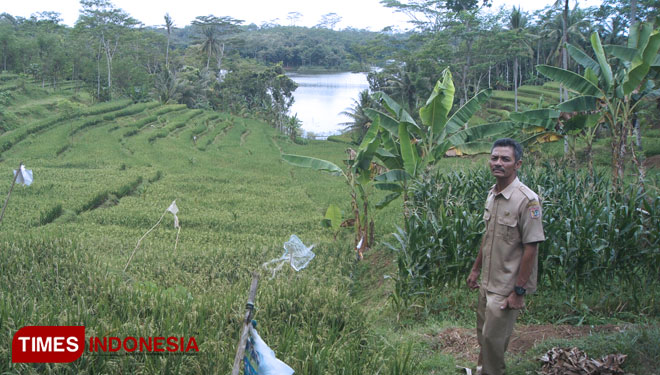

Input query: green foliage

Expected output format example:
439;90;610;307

389;162;660;315
322;204;342;233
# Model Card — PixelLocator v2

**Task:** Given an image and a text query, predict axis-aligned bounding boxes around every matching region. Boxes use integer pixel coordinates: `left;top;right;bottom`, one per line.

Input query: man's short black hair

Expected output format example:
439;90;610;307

492;138;523;162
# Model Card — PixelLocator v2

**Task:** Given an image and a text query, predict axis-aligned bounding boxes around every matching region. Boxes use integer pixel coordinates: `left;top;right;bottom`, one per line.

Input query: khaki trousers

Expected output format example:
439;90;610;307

477;288;519;375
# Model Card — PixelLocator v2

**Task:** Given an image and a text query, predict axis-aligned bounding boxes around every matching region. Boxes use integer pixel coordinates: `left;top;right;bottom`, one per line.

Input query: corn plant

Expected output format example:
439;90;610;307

388;161;660;312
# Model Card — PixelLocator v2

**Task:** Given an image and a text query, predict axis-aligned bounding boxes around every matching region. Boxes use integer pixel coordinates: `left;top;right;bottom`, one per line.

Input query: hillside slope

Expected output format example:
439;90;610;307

0;76;403;374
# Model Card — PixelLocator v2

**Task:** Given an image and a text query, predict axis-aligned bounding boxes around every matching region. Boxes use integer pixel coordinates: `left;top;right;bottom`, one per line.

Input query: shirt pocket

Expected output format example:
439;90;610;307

496;216;520;244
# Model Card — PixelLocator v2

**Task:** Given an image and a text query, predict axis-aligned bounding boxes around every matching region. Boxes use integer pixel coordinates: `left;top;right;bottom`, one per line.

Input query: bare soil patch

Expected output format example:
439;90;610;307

426;324;623;364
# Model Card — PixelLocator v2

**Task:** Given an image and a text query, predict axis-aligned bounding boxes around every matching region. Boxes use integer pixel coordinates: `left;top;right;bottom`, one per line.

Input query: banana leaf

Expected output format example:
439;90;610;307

558;96;600;112
375;183;404;192
520;131;563;146
365;108;399;136
590;32;614;90
323;204;342;231
376;192;401;209
563;113;602;133
398;122;418;176
355;129;381;172
443;88;493;138
357;116;380;151
446;121;515;147
420;68;455;138
623;30;660;95
282;154;343;175
375;169;412;183
605;45;638;62
374;92;419;129
510;109;560;129
537;65;601;96
451;141;495;155
585;67;599;86
567;43;601;74
373;91;402;118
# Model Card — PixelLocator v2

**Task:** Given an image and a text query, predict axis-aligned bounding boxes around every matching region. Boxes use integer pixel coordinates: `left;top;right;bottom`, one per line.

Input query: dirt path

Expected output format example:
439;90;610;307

426;324;623;364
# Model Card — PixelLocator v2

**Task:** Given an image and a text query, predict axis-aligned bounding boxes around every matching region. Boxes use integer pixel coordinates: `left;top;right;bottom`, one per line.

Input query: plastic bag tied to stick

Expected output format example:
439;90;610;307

263;235;315;278
244;323;294;375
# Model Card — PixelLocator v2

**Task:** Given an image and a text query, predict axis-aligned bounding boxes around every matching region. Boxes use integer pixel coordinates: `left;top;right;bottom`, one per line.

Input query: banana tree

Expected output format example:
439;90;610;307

282;122;382;260
364;68;515;212
508;108;567;158
536;22;660;189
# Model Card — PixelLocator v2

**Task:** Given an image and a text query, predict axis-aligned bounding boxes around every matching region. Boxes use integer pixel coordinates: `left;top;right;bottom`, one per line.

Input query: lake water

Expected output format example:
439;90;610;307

287;72;369;138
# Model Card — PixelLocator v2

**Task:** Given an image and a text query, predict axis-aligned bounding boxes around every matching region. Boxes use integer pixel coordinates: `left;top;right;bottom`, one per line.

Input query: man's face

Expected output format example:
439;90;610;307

489;146;521;179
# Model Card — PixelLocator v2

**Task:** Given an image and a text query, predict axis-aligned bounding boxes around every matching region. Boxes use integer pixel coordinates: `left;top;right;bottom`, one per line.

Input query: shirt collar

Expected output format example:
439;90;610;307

491;177;520;200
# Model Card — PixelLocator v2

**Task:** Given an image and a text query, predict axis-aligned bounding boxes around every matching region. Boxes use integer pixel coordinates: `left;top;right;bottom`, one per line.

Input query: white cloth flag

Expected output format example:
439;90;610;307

13;165;33;186
167;200;180;228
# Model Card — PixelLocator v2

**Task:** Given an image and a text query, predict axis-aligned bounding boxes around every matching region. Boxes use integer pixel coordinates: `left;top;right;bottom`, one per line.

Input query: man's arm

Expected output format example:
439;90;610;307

501;242;539;309
467;235;486;289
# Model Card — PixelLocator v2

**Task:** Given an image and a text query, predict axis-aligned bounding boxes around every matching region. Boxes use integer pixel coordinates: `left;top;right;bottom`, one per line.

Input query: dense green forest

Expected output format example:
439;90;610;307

1;0;658;135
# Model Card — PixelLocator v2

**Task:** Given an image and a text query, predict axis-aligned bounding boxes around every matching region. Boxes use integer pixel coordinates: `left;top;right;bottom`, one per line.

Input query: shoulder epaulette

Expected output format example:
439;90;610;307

518;184;537;201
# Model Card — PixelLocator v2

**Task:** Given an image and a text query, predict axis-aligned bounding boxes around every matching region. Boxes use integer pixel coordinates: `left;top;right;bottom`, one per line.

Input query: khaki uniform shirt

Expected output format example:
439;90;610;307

481;177;545;296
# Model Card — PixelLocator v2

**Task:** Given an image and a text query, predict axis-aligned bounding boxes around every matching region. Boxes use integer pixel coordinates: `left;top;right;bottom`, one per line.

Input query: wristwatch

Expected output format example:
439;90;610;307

514;286;526;296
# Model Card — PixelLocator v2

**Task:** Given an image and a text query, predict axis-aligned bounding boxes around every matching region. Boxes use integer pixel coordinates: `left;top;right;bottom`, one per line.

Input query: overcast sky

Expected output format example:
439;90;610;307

4;0;604;31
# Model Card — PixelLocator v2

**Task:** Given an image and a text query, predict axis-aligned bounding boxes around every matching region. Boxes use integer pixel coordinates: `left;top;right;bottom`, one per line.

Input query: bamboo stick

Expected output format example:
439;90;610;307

231;273;259;375
0;162;23;226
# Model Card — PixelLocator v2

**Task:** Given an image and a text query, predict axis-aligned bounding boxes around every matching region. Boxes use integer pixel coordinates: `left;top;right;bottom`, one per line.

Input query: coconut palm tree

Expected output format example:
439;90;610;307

508;6;535;111
163;13;173;70
340;89;374;144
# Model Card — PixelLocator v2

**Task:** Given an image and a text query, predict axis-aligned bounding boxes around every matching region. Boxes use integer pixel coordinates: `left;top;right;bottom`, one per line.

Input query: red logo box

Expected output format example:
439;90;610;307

12;326;85;363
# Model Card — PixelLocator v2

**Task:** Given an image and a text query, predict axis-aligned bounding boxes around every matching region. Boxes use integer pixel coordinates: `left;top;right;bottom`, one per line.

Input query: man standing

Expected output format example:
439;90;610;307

467;138;545;375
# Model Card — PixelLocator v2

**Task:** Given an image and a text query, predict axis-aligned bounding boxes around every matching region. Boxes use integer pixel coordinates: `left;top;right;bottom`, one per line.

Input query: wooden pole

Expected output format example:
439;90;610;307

231;273;259;375
0;162;22;226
